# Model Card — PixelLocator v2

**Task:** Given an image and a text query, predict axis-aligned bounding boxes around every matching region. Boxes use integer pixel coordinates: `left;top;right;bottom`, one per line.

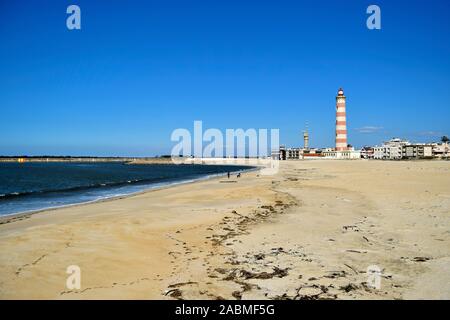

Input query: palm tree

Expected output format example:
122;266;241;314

441;136;449;143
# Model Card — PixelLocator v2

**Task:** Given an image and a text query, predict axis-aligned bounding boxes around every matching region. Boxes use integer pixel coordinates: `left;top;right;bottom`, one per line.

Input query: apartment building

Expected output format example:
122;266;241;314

402;144;433;159
373;138;409;160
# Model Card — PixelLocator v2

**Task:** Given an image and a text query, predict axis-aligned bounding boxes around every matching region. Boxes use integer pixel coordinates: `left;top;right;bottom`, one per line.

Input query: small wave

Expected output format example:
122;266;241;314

0;177;170;201
0;165;256;216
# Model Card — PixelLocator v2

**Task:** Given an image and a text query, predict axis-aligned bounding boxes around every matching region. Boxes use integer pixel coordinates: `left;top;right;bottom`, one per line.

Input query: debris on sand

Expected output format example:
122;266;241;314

239;267;289;280
214;268;228;274
346;249;366;254
261;205;276;212
167;281;197;288
342;225;360;232
271;247;285;255
339;283;359;292
324;270;347;279
164;288;182;299
400;256;431;262
413;256;431;262
254;253;265;260
232;291;242;299
222;267;289;281
294;284;332;300
344;263;359;275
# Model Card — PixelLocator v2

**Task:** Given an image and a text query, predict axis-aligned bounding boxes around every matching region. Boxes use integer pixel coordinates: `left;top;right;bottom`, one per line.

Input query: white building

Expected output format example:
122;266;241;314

322;147;361;159
373;138;409;160
402;144;433;159
274;146;302;160
432;142;450;158
285;147;301;159
360;146;374;159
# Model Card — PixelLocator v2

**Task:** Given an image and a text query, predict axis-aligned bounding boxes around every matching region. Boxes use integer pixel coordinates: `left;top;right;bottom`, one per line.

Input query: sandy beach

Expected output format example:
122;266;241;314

0;160;449;300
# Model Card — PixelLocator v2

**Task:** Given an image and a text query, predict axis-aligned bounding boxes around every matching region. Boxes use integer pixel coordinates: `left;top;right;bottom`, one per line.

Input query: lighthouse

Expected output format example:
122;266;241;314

335;88;348;151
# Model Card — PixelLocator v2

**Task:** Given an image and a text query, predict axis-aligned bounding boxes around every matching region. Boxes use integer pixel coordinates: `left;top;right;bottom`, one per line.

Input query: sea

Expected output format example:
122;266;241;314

0;162;252;216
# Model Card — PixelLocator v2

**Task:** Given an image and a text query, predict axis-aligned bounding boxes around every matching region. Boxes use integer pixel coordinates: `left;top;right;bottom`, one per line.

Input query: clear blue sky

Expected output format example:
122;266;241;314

1;0;449;156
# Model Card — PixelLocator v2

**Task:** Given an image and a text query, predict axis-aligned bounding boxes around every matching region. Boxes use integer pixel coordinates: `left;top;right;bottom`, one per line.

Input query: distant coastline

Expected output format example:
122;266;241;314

0;156;174;164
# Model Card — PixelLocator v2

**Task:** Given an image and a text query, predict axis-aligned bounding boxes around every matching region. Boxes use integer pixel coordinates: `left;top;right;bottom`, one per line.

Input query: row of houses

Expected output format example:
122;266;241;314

362;138;449;160
274;138;449;161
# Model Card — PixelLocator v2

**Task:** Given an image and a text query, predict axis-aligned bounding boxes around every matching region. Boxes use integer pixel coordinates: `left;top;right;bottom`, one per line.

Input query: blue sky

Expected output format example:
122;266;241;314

1;0;449;156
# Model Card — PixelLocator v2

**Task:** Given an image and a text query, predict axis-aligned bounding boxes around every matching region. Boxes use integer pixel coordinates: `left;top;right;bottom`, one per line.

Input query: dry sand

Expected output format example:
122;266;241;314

0;160;449;299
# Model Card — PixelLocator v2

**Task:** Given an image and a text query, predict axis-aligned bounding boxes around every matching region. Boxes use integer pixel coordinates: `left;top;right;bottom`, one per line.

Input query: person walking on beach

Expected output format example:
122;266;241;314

227;172;230;179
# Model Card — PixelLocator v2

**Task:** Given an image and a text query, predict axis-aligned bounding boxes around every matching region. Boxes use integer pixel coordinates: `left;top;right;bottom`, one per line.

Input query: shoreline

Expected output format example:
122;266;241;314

0;165;258;225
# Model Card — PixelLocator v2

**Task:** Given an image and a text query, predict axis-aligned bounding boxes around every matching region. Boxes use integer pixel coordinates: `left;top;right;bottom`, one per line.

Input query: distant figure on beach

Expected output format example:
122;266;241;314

227;172;230;179
237;173;241;178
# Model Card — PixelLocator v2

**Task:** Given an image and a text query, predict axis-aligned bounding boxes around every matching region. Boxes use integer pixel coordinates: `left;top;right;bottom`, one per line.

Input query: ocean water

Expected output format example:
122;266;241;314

0;162;251;216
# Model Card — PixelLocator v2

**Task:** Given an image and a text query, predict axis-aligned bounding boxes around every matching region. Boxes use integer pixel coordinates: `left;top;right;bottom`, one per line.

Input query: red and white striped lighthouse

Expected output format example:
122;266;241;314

335;88;348;151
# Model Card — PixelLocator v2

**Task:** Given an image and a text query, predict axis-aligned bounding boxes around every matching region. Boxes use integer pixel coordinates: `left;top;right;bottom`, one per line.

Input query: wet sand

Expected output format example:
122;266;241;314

0;160;449;299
